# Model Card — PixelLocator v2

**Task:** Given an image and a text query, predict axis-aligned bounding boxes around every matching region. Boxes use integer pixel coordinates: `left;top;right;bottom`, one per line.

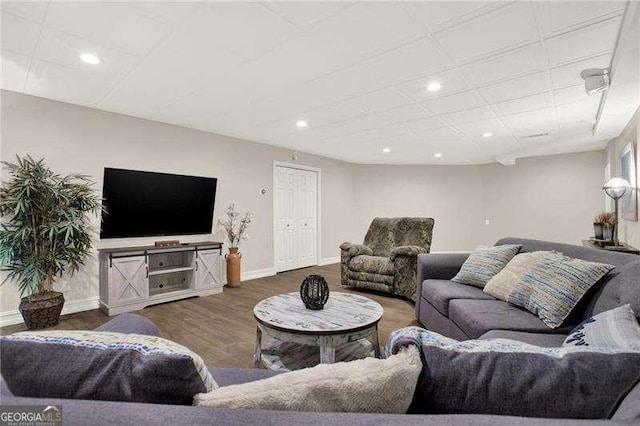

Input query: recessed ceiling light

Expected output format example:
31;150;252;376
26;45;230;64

80;53;100;65
482;132;493;138
433;153;442;158
296;120;307;128
426;81;441;92
382;148;391;153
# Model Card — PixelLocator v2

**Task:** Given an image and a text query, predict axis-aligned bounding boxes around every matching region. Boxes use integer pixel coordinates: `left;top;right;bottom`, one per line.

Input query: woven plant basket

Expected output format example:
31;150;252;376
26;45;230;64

19;291;65;330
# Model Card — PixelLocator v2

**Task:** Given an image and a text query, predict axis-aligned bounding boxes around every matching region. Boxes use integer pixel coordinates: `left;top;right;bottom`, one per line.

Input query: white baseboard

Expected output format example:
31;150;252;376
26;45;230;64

240;267;276;282
319;256;340;265
0;296;99;327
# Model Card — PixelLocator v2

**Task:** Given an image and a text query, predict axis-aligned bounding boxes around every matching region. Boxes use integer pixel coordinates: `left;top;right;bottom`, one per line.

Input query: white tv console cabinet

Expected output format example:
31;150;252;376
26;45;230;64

98;241;223;316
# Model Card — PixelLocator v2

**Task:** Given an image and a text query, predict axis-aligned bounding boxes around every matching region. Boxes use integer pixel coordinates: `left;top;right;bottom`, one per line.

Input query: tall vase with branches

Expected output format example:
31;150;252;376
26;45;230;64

0;155;101;329
218;203;252;287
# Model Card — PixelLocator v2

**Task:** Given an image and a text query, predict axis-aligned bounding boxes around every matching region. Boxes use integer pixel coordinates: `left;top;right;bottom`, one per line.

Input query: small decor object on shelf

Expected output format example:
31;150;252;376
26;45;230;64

0;155;101;329
593;211;615;241
219;203;252;288
300;275;330;310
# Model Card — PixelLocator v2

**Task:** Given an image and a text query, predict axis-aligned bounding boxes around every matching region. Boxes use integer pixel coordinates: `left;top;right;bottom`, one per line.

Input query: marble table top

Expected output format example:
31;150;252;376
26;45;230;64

253;292;383;335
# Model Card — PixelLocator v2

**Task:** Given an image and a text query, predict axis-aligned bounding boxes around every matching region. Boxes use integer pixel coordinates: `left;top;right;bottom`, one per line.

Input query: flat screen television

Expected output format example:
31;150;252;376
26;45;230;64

100;168;217;239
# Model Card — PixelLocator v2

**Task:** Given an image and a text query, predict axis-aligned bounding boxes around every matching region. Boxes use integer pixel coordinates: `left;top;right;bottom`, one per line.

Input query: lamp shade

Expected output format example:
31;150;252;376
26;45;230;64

603;177;630;200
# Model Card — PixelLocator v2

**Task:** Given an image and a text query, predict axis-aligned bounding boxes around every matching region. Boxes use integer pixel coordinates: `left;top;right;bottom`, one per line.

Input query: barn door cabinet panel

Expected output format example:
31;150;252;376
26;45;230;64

99;242;223;316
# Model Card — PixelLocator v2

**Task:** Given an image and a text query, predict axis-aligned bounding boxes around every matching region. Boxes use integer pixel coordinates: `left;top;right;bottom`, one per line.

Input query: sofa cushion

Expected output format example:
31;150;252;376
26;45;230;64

451;244;521;288
585;259;640;318
612;380;640;419
448;299;573;339
209;367;283;387
0;331;216;405
349;255;394;276
422;279;494;316
563;304;640;350
348;271;394;286
194;346;422;414
479;330;566;347
388;326;640;419
93;313;160;336
509;253;615;328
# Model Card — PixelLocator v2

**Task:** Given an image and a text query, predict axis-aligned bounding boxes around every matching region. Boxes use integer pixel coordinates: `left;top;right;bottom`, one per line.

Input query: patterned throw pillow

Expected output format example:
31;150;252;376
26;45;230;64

483;251;552;301
387;326;640;419
509;253;615;329
563;304;640;350
451;244;521;288
0;331;217;404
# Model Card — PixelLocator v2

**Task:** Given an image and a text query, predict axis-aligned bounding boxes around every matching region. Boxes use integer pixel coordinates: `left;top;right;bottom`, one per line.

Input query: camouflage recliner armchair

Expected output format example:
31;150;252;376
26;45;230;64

340;217;434;300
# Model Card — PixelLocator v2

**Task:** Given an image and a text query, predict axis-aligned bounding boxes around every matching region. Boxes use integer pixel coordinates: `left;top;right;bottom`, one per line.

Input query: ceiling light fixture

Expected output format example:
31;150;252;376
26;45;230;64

426;81;441;92
296;120;307;128
433;153;442;158
382;148;391;153
482;132;493;138
80;53;100;64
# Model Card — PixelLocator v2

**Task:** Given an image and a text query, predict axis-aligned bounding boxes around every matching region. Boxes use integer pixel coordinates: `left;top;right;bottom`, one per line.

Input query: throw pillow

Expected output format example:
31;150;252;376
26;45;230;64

483;251;552;301
0;331;217;404
509;253;615;328
387;326;640;419
194;346;421;413
451;244;521;288
563;304;640;350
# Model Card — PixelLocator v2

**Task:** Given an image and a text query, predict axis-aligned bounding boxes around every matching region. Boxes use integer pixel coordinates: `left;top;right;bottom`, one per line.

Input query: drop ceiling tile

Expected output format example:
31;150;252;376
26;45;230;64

45;3;170;56
454;118;512;141
550;53;612;89
403;1;503;33
556;99;599;127
421;90;485;115
311;2;424;63
262;2;352;30
545;17;621;67
407;123;464;142
554;85;595;106
26;59;116;106
197;3;300;61
441;106;496;125
494;92;554;117
35;28;137;77
1;12;41;56
480;71;550;103
538;1;625;37
355;37;455;86
375;104;432;124
99;29;248;117
126;2;200;26
346;88;413;114
1;49;30;92
1;1;48;23
399;116;448;134
463;43;547;86
325;125;408;145
302;101;366;127
396;69;469;102
502;108;556;138
433;2;538;62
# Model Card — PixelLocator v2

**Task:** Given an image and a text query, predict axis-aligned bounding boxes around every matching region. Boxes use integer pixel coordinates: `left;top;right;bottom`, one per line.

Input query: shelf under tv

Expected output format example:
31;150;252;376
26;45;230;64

148;265;195;276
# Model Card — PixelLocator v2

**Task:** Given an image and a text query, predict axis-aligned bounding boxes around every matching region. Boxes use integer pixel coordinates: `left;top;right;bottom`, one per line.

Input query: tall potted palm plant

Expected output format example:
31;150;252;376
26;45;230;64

0;156;101;329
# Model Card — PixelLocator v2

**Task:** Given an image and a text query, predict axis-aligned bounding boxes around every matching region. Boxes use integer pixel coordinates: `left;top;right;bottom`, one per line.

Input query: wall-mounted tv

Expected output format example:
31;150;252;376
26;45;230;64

100;168;217;239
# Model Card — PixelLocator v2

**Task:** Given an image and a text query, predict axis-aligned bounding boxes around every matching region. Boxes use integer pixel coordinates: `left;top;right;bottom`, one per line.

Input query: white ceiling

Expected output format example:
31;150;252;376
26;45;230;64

2;1;638;165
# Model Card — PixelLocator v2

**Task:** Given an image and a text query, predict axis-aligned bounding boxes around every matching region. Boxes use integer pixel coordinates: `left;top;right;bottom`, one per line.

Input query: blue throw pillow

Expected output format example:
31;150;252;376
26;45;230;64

563;304;640;350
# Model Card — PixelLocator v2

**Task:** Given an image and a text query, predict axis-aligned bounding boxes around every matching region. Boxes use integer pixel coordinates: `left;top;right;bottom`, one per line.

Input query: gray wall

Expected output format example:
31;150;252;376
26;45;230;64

0;90;606;322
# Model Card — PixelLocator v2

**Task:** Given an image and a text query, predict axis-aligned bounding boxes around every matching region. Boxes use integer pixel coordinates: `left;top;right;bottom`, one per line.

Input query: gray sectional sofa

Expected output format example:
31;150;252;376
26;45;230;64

2;237;640;424
415;237;640;346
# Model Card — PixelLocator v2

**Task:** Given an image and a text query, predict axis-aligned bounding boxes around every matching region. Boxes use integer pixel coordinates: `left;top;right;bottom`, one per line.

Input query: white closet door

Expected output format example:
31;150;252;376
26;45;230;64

297;170;317;268
274;166;318;272
275;166;297;272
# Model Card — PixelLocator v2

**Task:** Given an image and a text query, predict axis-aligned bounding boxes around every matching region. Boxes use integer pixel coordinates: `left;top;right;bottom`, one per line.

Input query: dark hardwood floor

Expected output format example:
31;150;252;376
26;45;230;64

1;264;416;367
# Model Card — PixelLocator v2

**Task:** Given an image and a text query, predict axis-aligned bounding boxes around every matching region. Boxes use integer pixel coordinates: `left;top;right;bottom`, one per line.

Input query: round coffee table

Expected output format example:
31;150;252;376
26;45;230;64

253;292;383;370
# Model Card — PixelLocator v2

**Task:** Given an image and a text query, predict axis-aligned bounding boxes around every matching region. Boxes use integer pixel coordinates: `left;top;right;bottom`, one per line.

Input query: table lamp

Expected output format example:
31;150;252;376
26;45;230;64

603;177;630;246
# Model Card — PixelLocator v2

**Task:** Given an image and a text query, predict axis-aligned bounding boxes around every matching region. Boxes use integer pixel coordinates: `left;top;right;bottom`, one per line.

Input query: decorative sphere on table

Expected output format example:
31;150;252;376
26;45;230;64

300;275;329;310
